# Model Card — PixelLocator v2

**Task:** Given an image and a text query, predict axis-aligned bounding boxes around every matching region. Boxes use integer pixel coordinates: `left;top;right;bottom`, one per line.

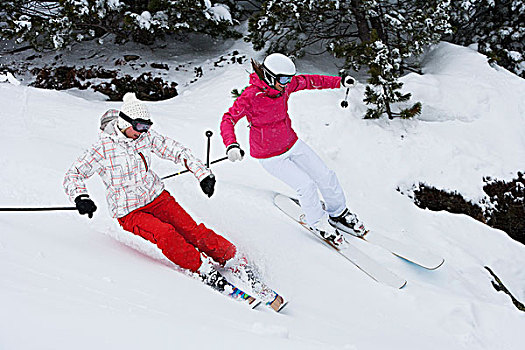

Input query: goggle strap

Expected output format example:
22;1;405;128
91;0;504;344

119;111;153;132
119;111;133;123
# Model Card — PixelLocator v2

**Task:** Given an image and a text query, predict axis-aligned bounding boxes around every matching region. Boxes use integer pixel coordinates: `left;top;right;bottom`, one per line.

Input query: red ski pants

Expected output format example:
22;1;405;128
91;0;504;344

118;191;236;273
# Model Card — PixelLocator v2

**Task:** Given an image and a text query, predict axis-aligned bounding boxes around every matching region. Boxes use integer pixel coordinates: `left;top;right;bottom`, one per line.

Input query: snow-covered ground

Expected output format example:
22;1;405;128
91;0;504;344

1;41;524;350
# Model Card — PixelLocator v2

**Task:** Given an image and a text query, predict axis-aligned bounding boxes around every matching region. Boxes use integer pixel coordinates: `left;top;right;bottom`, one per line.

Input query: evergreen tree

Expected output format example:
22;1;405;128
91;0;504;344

449;0;525;78
351;0;450;119
361;31;421;119
246;0;352;56
0;1;242;49
0;1;71;49
246;0;451;119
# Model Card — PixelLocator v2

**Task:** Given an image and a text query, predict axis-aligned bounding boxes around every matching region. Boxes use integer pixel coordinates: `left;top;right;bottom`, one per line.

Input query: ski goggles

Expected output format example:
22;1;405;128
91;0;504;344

119;111;153;133
277;75;293;85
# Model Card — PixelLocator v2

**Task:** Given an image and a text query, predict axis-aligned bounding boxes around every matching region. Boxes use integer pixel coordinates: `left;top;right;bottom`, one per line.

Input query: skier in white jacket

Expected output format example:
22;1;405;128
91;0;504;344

63;93;285;311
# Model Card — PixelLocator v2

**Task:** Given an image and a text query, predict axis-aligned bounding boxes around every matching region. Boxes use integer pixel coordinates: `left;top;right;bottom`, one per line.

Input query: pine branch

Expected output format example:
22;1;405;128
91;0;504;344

18;1;61;18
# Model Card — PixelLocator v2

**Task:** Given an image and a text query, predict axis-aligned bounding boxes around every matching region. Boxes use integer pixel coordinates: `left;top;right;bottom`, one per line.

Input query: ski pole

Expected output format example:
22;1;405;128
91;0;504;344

161;129;246;180
161;156;230;180
205;130;213;168
341;88;349;108
161;151;245;180
0;206;76;212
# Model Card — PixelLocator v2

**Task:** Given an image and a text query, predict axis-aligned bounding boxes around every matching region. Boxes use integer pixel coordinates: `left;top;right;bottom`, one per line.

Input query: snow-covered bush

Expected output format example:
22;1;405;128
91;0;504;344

405;172;525;245
482;173;525;244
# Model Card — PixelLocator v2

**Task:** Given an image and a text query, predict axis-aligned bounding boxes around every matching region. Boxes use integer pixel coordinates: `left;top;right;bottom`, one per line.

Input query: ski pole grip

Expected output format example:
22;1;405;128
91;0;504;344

205;130;213;168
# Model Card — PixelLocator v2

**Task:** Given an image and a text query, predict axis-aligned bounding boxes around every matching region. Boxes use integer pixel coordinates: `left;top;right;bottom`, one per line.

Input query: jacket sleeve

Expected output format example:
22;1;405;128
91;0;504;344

148;129;211;182
63;144;104;203
289;74;341;93
220;90;252;148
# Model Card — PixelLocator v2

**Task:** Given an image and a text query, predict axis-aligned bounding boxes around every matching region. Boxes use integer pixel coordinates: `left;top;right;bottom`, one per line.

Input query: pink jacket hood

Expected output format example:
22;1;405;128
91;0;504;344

220;72;341;159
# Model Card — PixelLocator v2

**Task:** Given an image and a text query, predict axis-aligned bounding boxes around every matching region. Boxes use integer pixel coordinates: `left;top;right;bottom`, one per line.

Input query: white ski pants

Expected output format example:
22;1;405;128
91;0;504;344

259;139;347;226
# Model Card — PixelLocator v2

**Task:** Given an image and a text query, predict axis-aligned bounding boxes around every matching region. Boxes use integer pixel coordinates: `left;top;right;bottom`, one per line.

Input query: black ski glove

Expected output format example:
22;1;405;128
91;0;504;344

75;194;97;218
200;174;216;198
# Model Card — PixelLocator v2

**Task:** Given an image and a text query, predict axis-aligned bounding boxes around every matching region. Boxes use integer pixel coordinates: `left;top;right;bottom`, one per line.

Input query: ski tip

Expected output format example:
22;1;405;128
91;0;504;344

276;300;289;313
273;193;298;205
266;294;288;313
430;258;445;270
399;280;408;289
415;257;445;270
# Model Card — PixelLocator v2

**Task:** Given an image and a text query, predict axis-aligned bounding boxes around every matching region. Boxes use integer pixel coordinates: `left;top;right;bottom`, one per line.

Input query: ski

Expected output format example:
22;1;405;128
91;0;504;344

265;293;289;313
223;282;261;309
294;196;444;270
349;230;445;270
274;194;407;289
226;255;288;312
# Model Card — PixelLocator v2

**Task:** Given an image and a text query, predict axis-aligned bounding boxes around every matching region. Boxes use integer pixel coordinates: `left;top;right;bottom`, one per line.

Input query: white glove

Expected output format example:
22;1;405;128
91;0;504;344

341;75;357;88
226;143;244;162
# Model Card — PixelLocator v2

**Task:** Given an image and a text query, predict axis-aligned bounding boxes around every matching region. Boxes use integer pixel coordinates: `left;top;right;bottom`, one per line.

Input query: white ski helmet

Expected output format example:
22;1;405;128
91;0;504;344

262;53;296;88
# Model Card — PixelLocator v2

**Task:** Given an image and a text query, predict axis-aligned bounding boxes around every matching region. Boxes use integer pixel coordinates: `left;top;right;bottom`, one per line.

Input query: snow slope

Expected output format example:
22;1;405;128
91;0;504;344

1;41;524;350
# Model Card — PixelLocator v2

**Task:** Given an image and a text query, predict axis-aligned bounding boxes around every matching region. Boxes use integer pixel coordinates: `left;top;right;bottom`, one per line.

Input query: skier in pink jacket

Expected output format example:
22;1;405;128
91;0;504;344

220;53;367;246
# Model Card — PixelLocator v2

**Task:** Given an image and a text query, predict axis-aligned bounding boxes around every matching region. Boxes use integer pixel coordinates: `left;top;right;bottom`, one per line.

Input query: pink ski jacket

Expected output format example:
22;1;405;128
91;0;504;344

220;73;341;159
64;110;211;218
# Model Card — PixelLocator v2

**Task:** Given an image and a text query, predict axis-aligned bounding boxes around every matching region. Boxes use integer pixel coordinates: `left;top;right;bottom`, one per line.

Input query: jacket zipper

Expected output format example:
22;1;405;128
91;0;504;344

138;152;148;172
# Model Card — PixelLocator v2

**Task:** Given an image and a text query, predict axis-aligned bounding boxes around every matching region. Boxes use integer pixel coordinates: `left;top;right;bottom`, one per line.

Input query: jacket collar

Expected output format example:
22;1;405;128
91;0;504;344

249;72;284;98
101;120;142;144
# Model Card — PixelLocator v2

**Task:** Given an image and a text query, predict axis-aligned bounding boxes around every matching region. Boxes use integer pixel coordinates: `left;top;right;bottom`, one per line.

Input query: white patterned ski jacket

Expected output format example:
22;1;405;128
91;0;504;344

64;109;211;218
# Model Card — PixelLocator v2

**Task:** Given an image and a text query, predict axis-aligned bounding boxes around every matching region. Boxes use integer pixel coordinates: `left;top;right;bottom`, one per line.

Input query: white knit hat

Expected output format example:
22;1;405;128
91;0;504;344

118;93;151;130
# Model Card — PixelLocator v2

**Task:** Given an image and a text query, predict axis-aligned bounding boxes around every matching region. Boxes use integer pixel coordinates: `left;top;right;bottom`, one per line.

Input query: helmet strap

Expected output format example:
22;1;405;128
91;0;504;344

262;65;279;89
252;58;280;90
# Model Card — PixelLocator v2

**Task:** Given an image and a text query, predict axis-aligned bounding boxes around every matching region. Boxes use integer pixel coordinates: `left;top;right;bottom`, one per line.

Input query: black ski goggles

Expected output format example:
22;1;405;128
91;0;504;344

119;111;153;133
263;65;294;86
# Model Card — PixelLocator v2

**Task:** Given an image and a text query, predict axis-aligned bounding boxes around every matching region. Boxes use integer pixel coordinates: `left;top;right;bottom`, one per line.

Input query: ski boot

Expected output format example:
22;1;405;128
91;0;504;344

198;257;260;307
227;253;288;312
198;258;230;292
328;208;368;237
310;217;345;247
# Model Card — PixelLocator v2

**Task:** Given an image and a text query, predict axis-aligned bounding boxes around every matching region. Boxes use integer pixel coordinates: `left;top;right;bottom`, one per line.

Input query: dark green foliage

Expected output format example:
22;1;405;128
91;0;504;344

411;183;486;222
449;0;525;78
0;0;243;49
483;172;525;244
93;72;178;101
0;1;69;49
29;65;178;101
361;32;423;119
246;0;451;119
407;172;525;245
246;0;344;55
